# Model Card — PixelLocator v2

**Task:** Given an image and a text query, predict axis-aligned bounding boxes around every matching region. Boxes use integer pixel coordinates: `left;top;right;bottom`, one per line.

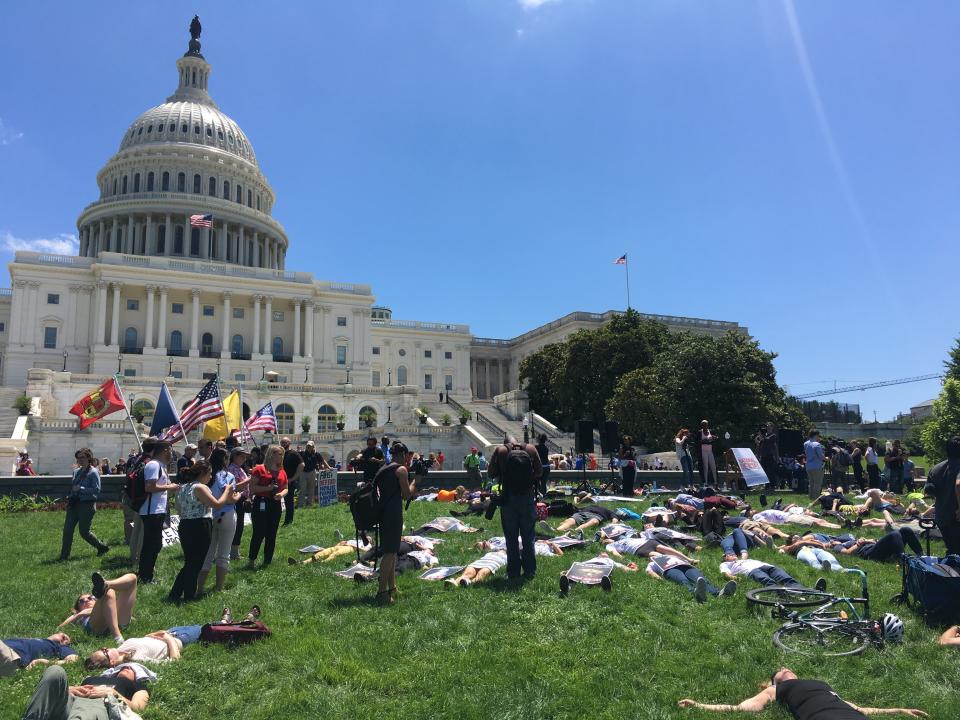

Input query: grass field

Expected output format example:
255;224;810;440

0;495;956;719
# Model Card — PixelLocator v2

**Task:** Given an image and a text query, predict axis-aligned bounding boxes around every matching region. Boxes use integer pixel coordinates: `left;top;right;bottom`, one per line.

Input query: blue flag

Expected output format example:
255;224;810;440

149;382;181;438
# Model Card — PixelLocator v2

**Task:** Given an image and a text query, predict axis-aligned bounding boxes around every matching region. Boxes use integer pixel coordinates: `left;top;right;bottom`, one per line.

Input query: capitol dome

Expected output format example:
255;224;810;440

76;17;288;270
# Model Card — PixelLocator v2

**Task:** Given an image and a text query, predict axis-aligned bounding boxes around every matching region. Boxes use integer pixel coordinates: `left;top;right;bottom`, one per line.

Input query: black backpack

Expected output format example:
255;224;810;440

501;444;534;496
123;456;150;511
349;464;399;540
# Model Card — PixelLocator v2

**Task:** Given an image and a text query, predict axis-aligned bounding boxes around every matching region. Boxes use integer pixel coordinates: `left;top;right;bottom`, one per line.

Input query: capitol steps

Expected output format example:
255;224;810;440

0;389;27;439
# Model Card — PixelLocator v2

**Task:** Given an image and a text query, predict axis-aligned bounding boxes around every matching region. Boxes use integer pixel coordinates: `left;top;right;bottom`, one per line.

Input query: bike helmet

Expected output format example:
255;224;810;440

881;613;904;643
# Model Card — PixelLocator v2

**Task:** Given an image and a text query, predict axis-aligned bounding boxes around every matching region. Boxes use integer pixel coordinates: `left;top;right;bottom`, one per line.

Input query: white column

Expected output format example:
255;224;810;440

190;288;200;351
304;301;314;358
221;291;231;357
109;282;121;346
95;281;107;346
320;306;331;362
220;221;228;261
253;295;262;355
145;285;156;348
293;299;302;358
164;215;172;256
264;296;273;356
97;220;105;255
157;287;168;349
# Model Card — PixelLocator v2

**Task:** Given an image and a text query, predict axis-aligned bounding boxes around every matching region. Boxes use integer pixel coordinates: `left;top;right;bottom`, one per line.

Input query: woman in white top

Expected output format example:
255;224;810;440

675;428;694;485
198;448;250;594
168;460;239;602
865;437;881;489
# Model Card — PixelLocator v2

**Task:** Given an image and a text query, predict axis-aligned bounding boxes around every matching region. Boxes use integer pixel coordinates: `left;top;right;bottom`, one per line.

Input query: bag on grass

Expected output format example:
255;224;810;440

200;620;271;646
902;554;960;622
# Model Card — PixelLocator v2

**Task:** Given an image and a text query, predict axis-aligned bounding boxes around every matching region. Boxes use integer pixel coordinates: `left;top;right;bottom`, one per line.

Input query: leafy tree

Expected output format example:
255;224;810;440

606;331;808;450
903;418;930;458
946;335;960;382
921;378;960;464
519;342;567;424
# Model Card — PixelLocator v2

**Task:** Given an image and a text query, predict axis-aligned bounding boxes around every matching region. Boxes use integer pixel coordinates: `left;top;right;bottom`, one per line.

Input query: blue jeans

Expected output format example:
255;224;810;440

500;492;536;579
663;567;718;595
747;564;802;588
680;455;694;484
721;528;753;556
888;467;904;494
167;624;202;646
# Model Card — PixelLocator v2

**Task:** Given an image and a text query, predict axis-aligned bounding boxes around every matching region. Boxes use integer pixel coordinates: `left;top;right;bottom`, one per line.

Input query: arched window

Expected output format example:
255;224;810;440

236;184;242;203
146;172;154;191
193;174;201;194
275;403;295;435
131;399;155;426
133;173;140;193
201;332;213;356
316;404;338;432
232;334;243;355
256;195;261;211
208;177;216;197
122;176;128;194
223;181;230;200
397;366;407;385
177;172;185;192
170;330;183;353
123;327;138;351
190;228;200;256
358;406;377;428
174;226;184;254
162;171;170;191
272;337;283;358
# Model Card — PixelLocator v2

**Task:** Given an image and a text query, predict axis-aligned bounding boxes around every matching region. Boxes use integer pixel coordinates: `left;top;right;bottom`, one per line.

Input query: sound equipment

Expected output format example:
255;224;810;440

575;420;595;454
778;429;803;457
600;421;620;455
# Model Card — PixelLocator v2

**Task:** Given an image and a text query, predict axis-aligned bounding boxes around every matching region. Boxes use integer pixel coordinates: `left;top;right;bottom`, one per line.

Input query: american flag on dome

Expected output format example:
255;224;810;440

236;402;277;437
190;213;213;228
613;253;627;265
161;376;222;442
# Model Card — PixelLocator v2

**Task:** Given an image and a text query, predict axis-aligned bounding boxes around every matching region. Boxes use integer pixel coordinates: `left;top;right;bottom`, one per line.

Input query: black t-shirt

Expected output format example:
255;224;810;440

82;674;146;701
302;451;319;473
928;458;960;526
776;679;866;720
759;432;779;460
360;447;385;481
581;505;614;521
535;442;549;465
885;449;904;469
282;450;303;479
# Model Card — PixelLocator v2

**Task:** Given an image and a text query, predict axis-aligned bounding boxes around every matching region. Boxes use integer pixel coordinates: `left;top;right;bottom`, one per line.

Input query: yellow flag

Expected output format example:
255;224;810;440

202;390;242;441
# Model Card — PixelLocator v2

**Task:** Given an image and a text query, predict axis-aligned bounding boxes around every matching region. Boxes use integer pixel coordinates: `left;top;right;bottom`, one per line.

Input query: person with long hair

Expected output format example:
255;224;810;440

699;420;718;487
373;441;417;605
198;447;249;594
59;448;110;560
59;572;139;645
229;446;252;560
168;459;239;602
619;435;637;497
248;444;288;568
675;429;694;485
865;437;881;489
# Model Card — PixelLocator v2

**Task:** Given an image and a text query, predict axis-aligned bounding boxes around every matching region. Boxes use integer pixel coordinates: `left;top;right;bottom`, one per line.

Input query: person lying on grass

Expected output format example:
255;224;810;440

677;666;927;717
859;507;935;531
748;506;841;529
83;606;260;668
718;527;774;560
288;537;372;565
724;516;792;540
445;543;560;588
0;633;77;671
356;538;440;572
644;553;736;603
20;663;151;719
719;554;825;591
643;525;703;552
475;536;564;556
777;537;846;573
940;626;960;646
558;552;639;594
59;572;138;645
601;534;699;564
541;503;618;536
835;527;924;562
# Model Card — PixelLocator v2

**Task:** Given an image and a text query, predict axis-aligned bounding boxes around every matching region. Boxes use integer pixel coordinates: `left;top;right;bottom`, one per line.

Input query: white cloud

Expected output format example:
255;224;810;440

519;0;560;9
0;118;24;146
2;231;78;255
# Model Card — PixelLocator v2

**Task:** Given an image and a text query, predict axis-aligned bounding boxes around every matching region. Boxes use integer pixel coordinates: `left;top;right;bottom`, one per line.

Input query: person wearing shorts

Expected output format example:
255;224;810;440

548;505;615;536
59;572;138;645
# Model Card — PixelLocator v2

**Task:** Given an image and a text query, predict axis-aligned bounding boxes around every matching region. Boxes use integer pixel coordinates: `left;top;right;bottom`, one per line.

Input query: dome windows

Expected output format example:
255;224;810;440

177;172;185;192
208;177;216;197
193;174;201;194
146;172;154;191
147;125;153;134
133;173;140;193
182;123;188;133
217;129;224;141
137;127;143;136
206;127;212;137
194;125;201;135
223;181;230;200
162;171;170;191
122;176;128;194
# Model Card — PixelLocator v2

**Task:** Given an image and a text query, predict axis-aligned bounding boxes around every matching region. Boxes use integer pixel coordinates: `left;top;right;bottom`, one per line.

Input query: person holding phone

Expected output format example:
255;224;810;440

247;444;288;568
699;420;718;487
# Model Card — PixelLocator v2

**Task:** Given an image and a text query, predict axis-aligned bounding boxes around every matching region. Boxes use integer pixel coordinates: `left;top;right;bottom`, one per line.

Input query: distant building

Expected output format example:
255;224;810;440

909;399;936;421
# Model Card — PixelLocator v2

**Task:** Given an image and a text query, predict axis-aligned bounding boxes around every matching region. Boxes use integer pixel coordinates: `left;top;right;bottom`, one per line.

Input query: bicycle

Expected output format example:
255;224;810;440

746;569;897;656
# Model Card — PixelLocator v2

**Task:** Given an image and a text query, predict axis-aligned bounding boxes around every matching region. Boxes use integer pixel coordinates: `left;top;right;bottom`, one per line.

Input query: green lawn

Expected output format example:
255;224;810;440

0;497;956;719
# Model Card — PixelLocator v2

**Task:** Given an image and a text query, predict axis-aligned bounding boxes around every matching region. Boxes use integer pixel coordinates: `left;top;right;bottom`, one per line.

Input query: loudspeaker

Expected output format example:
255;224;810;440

778;429;803;457
600;421;620;455
575;420;595;454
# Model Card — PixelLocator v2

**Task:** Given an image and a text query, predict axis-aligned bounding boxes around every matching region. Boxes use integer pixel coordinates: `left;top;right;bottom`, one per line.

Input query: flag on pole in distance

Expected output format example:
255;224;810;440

69;379;126;430
149;382;181;438
202;390;242;441
613;254;627;265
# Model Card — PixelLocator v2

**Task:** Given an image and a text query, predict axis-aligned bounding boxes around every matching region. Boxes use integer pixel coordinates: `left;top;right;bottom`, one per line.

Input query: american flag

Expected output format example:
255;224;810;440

162;376;222;442
237;402;277;436
613;253;627;265
190;213;213;228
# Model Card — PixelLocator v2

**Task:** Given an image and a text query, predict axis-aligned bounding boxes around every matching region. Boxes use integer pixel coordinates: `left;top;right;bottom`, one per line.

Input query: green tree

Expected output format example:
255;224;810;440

606;331;808;450
945;335;960;382
921;378;960;464
519;342;567;423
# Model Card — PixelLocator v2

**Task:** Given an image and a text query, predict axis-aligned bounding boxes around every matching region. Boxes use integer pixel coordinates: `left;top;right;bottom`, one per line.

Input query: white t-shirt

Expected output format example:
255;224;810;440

407;550;438;568
118;636;179;662
610;537;655;556
469;551;508;573
865;447;879;465
139;459;172;516
752;509;789;524
719;559;768;576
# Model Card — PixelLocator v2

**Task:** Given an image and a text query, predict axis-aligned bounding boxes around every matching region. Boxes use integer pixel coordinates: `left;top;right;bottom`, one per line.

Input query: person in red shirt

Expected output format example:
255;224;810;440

247;444;288;568
436;450;445;470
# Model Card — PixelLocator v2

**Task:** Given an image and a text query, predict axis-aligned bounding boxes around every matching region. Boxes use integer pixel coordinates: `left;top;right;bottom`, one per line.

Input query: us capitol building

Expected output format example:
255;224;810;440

0;20;745;471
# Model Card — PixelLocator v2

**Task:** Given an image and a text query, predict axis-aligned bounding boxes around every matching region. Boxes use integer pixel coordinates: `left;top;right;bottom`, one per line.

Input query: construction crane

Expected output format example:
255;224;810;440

792;373;942;400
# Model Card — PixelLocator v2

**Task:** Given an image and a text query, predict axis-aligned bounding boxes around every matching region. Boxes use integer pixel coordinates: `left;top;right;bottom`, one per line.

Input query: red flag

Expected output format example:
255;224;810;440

69;379;126;430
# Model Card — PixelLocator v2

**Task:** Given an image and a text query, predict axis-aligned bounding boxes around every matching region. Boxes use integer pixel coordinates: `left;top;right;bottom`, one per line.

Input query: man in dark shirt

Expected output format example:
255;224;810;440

928;436;960;555
359;436;385;482
177;444;197;472
885;440;906;494
1;633;77;671
300;441;323;508
280;437;303;526
755;422;780;489
678;666;927;717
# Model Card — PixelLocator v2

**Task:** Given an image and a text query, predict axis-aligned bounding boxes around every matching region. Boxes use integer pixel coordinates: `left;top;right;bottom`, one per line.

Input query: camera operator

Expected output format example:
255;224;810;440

755;422;779;489
487;435;542;581
373;441;418;606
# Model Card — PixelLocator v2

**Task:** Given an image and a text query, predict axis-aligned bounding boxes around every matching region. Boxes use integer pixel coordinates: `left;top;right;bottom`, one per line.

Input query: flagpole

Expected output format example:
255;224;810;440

213;374;229;441
164;382;189;445
112;378;143;453
625;254;631;310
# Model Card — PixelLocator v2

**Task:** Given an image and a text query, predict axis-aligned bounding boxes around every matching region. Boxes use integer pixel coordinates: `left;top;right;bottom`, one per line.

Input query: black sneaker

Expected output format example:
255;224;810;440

559;574;571;595
759;494;768;507
600;575;613;592
814;577;827;592
91;572;107;599
97;546;110;557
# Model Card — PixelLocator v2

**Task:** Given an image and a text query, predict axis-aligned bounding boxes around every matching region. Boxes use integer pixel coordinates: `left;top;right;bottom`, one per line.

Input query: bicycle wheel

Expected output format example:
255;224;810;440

773;621;871;656
746;587;835;608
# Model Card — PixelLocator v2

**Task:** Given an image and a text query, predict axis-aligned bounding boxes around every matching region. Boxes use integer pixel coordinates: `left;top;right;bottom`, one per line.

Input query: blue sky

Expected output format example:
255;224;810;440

0;0;953;420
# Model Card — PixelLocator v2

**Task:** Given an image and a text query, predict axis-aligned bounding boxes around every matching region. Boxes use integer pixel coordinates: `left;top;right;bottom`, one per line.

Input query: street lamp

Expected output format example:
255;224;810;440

117;352;122;373
216;359;221;378
304;366;310;383
386;404;392;423
62;350;68;372
387;368;392;386
345;366;351;384
168;357;173;376
261;362;266;380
